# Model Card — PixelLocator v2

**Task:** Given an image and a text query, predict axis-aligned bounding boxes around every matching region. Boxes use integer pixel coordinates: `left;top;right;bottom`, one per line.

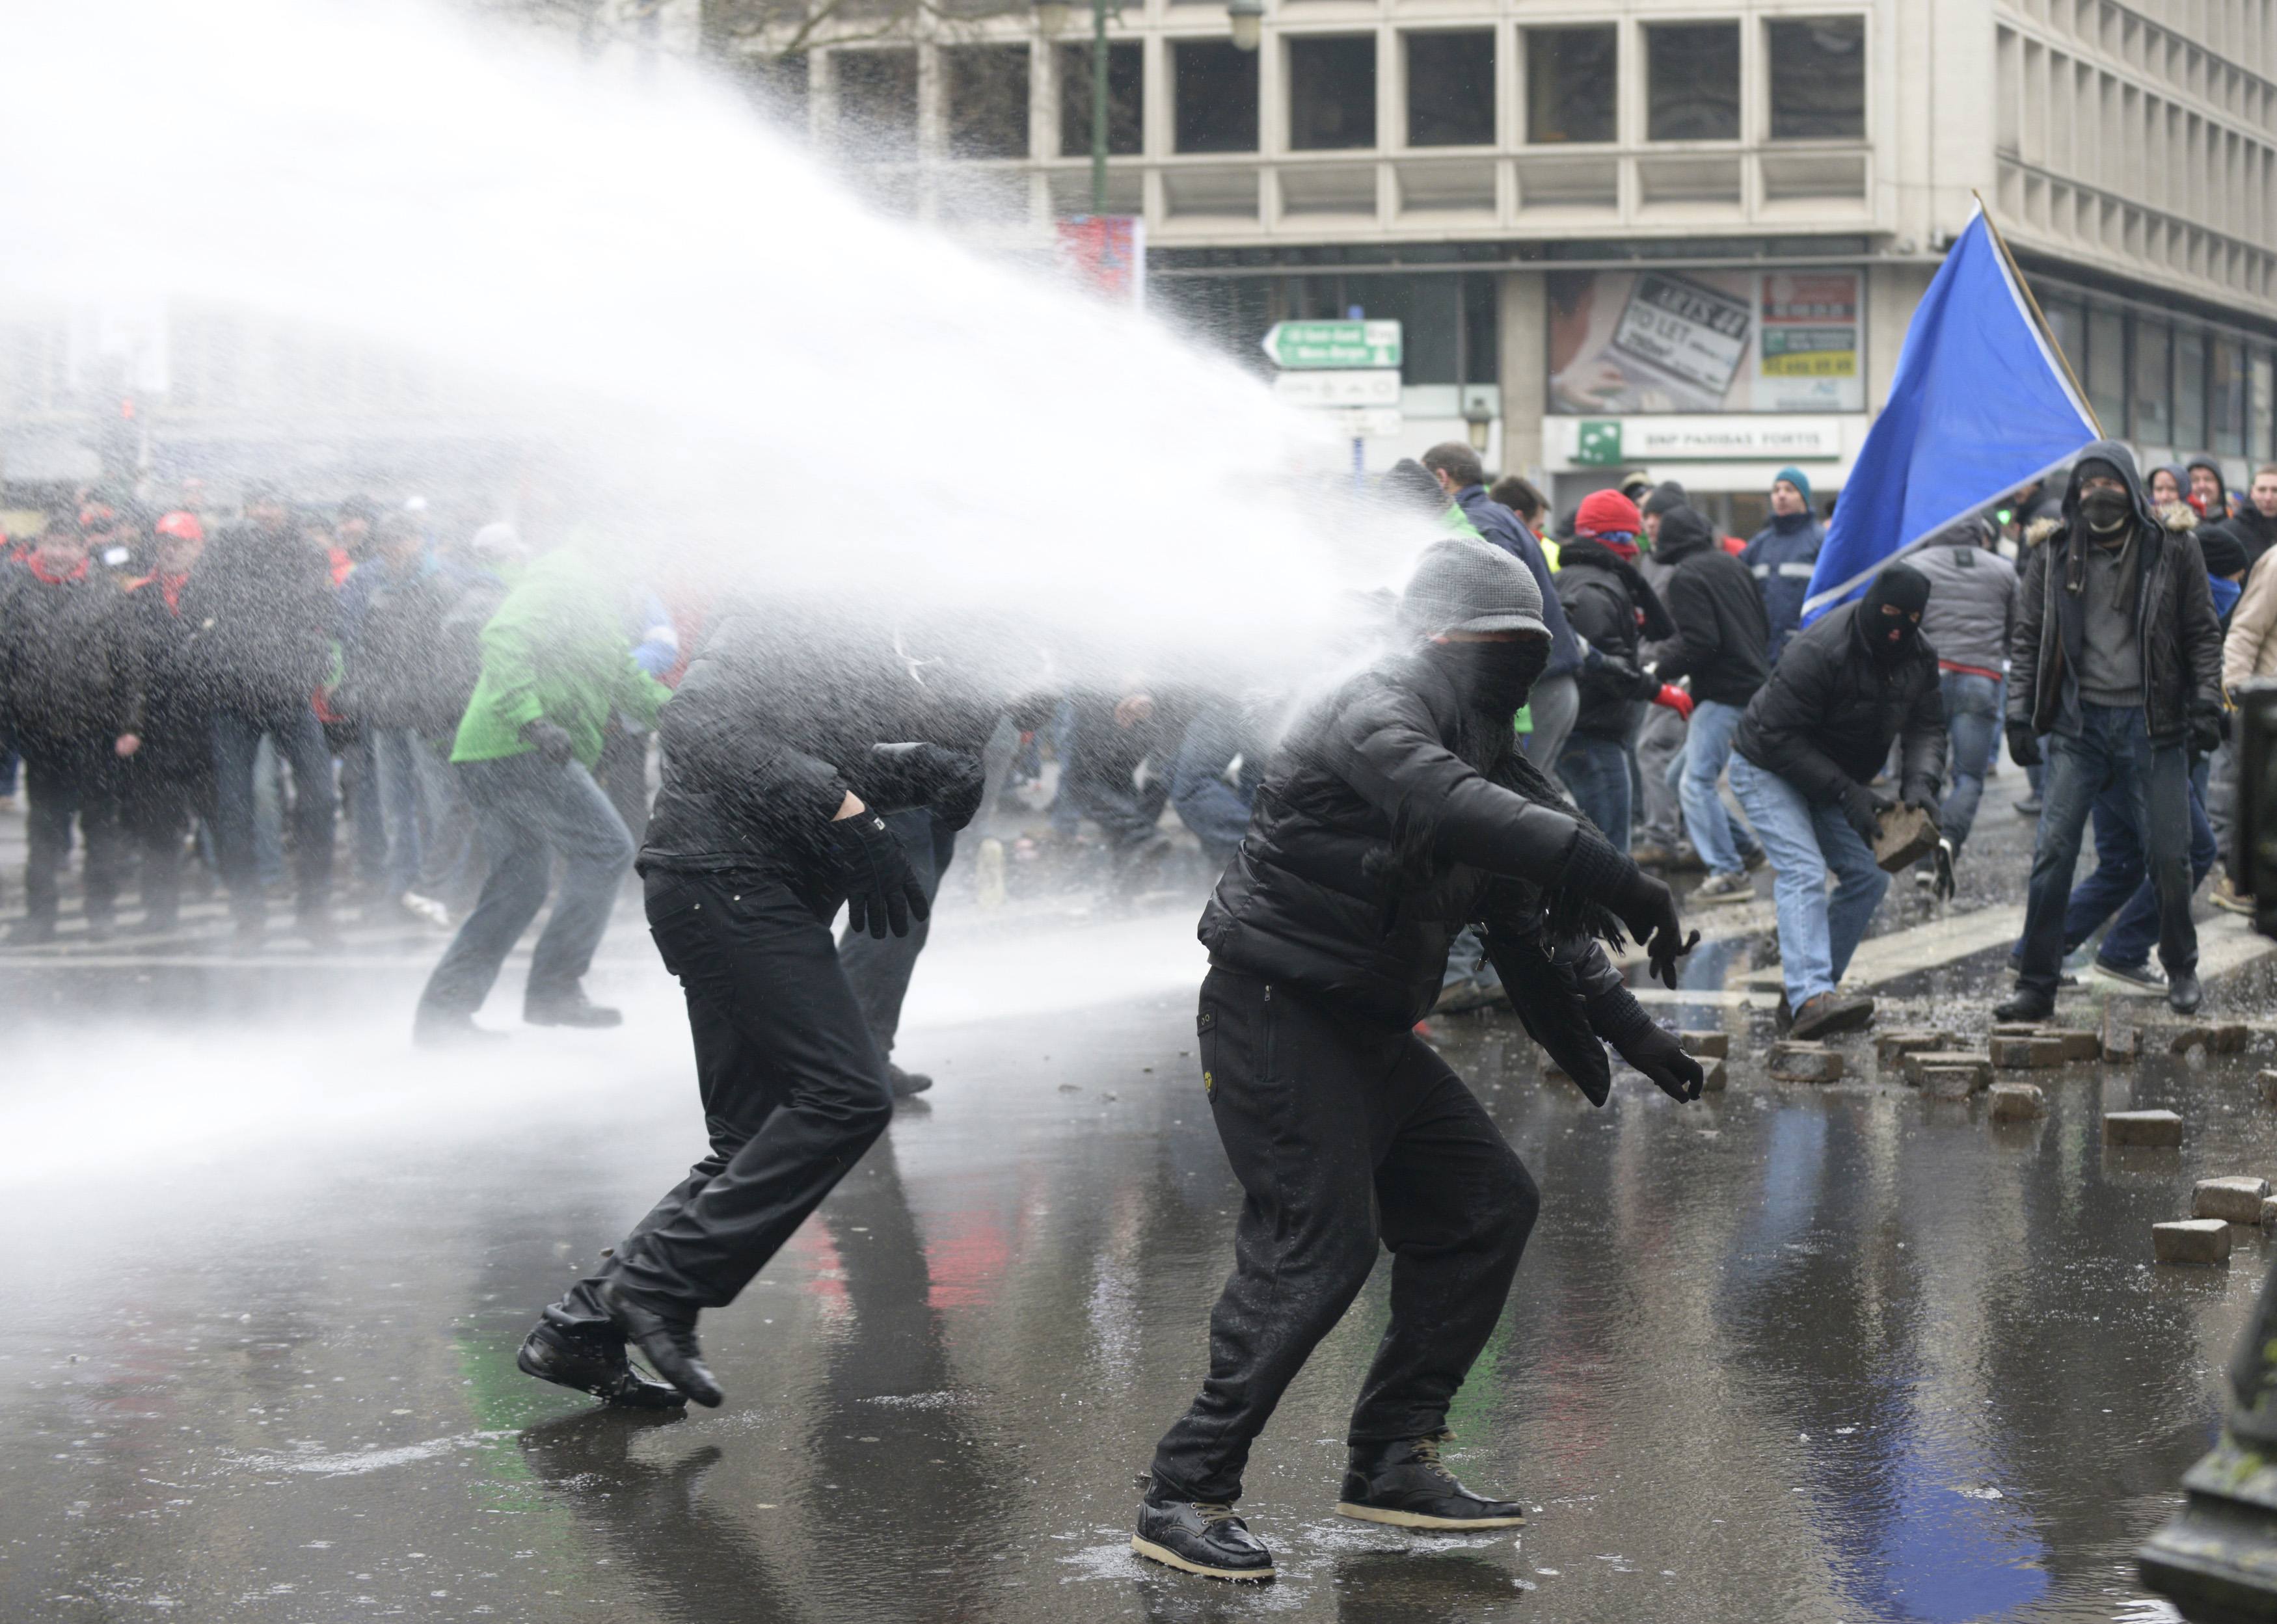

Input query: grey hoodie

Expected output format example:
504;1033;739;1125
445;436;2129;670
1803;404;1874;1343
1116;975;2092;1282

1909;522;2017;676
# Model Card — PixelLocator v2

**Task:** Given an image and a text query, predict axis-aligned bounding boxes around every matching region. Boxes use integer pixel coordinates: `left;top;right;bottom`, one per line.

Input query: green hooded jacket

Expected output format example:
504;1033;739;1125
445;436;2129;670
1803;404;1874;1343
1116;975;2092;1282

450;544;670;768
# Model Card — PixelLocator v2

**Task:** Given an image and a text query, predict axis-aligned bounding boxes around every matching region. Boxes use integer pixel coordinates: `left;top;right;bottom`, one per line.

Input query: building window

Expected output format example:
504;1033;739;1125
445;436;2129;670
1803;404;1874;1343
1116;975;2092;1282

734;53;811;132
2176;328;2207;450
2213;336;2247;456
1526;26;1615;144
2134;317;2171;445
944;46;1030;159
1406;32;1494;148
833;49;918;158
1647;21;1740;142
1174;40;1259;153
1060;43;1142;158
1767;18;1865;140
1288;36;1377;151
2087;307;2126;435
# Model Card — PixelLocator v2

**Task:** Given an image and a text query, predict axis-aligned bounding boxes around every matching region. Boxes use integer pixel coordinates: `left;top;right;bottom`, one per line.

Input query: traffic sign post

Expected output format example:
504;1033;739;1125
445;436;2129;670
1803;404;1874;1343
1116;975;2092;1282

1264;317;1403;483
1261;319;1403;370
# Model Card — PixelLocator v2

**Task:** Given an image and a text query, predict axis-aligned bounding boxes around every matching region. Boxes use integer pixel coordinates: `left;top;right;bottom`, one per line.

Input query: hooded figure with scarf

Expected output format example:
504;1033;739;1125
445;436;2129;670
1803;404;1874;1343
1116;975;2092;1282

1554;487;1679;852
1996;441;2226;1020
1729;562;1947;1039
1135;539;1702;1584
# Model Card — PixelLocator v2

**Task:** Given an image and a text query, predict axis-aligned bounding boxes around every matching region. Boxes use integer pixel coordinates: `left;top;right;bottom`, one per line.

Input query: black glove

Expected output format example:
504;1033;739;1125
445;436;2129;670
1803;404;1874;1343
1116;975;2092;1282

2005;721;2042;769
831;808;930;939
2190;707;2228;758
1591;654;1656;700
1613;1020;1705;1103
1841;782;1894;844
520;718;576;766
867;743;988;831
1584;838;1699;991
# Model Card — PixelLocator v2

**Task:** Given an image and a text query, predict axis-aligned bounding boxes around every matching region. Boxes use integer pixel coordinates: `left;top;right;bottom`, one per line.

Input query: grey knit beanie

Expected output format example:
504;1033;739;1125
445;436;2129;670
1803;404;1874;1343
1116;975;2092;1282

1398;539;1550;639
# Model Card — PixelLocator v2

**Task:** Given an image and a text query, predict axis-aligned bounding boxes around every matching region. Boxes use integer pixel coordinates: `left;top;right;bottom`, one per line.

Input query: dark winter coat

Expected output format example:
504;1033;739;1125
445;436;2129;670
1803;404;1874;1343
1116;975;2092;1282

1734;600;1947;806
336;557;465;734
0;561;131;745
1555;537;1671;740
1197;646;1645;1045
639;604;993;899
176;520;339;716
1647;506;1771;708
117;573;212;775
2232;503;2277;572
1453;485;1583;676
2008;439;2225;745
1743;509;1824;663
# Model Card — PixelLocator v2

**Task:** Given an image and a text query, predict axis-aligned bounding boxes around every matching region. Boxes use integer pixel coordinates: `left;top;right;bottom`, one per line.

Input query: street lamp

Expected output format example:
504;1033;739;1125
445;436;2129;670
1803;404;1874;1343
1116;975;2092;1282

1462;395;1494;454
1227;0;1263;51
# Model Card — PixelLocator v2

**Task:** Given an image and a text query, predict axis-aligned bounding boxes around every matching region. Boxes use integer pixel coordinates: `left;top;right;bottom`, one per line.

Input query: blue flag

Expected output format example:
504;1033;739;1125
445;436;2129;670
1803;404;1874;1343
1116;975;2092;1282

1801;207;2098;620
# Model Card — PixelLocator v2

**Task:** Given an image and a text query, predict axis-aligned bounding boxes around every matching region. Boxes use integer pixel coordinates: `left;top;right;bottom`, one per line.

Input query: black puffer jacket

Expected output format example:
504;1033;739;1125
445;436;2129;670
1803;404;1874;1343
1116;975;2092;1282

640;604;993;903
2009;440;2225;743
176;520;338;716
1556;537;1671;740
118;574;212;776
1198;646;1647;1039
1734;600;1947;805
0;561;131;745
1647;506;1770;708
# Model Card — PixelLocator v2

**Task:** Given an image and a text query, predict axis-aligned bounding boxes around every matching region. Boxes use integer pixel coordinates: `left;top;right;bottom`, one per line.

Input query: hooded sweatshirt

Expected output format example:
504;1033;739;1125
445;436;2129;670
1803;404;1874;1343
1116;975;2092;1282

1907;520;2017;678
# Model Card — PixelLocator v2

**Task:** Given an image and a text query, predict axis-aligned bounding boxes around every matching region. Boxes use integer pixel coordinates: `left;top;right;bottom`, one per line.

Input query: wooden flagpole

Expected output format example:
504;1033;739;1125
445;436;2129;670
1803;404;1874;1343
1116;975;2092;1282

1971;188;2103;438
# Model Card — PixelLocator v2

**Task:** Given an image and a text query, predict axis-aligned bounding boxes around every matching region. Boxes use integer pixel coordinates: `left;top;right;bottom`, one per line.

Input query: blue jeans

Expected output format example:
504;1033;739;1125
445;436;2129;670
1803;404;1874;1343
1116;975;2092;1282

1557;733;1632;853
2067;755;2217;970
370;728;426;897
213;704;336;923
2015;704;2194;997
416;752;635;1016
1730;756;1889;1007
1939;671;2001;854
1678;699;1754;876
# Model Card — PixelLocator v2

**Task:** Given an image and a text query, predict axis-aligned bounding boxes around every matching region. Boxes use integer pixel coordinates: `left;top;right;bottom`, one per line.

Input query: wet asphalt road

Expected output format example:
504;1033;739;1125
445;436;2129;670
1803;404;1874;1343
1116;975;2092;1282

5;773;2277;1623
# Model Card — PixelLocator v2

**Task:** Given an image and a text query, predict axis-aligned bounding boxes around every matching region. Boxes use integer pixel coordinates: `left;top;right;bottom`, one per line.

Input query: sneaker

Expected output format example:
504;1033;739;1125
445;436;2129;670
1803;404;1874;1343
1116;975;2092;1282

413;1007;509;1048
2015;797;2043;818
1993;987;2056;1022
399;890;453;929
1742;846;1768;873
597;1280;722;1407
526;989;624;1029
1789;991;1875;1040
2211;873;2256;916
1692;870;1755;906
1337;1432;1526;1530
1133;1493;1275;1582
885;1061;934;1098
515;1321;688;1409
2092;959;2165;995
1914;865;1935;889
2166;968;2203;1015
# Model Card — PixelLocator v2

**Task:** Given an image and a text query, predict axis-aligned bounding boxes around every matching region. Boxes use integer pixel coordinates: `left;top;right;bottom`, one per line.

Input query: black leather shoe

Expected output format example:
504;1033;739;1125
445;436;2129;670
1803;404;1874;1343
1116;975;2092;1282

516;1321;687;1409
1132;1493;1274;1580
885;1061;934;1098
526;989;623;1028
412;1007;509;1048
2167;970;2204;1015
1993;988;2056;1023
1337;1432;1526;1530
1789;992;1875;1041
597;1281;722;1407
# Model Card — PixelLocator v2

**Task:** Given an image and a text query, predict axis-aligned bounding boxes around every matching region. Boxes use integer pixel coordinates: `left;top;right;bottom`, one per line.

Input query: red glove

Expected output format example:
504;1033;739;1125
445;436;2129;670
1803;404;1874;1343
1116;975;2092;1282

1652;684;1693;721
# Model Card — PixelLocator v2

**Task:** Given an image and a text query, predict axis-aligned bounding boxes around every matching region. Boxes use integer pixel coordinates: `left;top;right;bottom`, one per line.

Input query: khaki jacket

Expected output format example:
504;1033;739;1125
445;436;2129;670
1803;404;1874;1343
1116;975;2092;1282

2226;546;2277;694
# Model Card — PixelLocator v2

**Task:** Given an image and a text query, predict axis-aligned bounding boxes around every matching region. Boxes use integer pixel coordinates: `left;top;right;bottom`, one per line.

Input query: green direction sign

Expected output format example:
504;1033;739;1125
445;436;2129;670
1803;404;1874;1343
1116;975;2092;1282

1263;319;1402;370
1575;419;1624;466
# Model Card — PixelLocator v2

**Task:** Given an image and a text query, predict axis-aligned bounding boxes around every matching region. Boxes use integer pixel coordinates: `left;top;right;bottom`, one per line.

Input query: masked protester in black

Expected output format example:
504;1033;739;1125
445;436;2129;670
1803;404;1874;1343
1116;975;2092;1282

512;600;996;1411
1134;540;1703;1584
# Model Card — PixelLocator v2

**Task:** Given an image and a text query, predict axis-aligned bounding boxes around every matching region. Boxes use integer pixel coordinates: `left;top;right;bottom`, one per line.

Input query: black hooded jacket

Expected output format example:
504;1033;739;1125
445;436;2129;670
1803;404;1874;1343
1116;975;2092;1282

1646;506;1770;708
2008;439;2224;743
1198;645;1652;1058
639;604;993;909
1555;537;1674;740
1733;600;1947;806
176;520;339;716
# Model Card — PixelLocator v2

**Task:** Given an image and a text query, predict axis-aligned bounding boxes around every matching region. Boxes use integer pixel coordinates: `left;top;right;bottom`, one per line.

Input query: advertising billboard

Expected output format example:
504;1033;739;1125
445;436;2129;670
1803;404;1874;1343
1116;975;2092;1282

1548;269;1863;415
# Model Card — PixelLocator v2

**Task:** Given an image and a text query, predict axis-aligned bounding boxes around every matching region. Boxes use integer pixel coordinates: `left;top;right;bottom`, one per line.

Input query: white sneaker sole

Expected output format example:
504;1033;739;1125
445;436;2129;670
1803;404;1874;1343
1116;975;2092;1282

2090;964;2165;996
1130;1535;1274;1581
1334;1502;1528;1530
1692;886;1756;907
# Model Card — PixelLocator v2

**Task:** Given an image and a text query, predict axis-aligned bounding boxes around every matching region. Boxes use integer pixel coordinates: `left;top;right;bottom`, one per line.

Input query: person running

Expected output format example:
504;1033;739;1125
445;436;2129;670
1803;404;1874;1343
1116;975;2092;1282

1134;539;1701;1583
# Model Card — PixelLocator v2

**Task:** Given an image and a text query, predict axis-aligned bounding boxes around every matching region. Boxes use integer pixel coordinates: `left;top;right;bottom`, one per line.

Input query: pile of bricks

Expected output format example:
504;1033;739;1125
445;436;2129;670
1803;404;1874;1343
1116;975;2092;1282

2154;1174;2274;1264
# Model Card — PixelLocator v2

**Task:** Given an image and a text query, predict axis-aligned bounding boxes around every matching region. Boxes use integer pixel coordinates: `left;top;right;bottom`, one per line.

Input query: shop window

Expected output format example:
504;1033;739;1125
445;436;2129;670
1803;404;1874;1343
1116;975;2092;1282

2086;307;2126;435
2133;317;2171;445
1059;43;1143;157
1526;26;1615;144
1407;32;1495;147
1768;18;1865;140
2176;328;2207;449
1647;21;1740;142
1289;36;1377;150
2213;336;2246;455
1174;40;1259;153
945;46;1030;159
835;49;918;158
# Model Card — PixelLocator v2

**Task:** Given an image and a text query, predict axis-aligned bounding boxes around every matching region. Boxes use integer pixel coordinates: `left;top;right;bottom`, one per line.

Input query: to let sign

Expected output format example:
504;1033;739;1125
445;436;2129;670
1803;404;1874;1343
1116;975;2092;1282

1263;319;1403;370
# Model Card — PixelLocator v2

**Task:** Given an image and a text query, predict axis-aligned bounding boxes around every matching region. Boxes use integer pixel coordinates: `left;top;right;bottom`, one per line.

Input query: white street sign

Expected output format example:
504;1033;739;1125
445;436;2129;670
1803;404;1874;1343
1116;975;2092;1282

1323;406;1403;439
1273;370;1403;409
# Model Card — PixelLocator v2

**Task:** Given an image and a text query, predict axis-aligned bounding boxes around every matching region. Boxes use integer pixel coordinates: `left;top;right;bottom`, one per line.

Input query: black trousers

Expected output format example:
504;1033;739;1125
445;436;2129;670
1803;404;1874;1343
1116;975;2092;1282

548;868;895;1328
1150;968;1539;1504
124;755;213;927
21;739;128;927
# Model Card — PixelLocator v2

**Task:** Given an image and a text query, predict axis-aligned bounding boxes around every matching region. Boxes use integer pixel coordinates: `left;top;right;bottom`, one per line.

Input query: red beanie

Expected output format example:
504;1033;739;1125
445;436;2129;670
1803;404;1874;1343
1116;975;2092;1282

1575;488;1643;539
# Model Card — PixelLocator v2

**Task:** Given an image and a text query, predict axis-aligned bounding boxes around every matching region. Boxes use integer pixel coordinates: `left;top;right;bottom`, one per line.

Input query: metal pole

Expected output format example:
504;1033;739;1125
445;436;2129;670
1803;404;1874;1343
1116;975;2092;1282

1090;0;1109;213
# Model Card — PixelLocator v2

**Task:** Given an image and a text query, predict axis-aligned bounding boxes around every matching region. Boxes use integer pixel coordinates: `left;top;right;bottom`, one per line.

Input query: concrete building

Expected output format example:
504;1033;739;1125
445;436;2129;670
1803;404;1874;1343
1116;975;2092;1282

768;0;2277;530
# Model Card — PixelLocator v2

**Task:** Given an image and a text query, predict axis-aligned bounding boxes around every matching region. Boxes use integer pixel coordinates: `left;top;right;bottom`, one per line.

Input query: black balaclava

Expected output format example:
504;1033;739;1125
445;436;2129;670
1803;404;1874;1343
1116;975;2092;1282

1858;563;1931;666
1425;635;1550;733
2075;457;2133;537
